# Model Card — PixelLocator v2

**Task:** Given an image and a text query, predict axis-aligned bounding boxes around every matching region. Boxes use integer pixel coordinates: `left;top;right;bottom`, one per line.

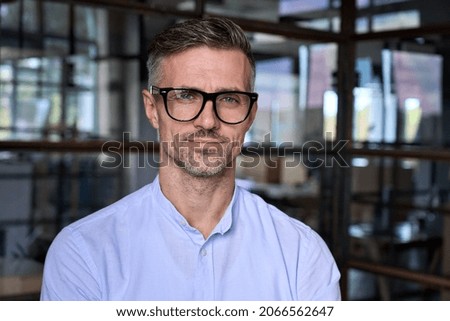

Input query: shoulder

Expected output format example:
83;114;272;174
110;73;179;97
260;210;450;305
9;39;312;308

234;184;339;271
55;182;155;245
234;185;318;242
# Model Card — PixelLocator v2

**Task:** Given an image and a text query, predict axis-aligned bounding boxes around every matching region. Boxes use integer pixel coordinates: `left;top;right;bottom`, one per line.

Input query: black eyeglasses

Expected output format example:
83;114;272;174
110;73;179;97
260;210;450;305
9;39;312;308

150;86;258;125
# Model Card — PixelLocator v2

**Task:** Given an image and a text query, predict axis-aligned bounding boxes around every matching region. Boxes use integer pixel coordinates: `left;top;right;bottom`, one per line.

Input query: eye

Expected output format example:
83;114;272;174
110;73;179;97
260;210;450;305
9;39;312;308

219;94;241;105
175;90;195;101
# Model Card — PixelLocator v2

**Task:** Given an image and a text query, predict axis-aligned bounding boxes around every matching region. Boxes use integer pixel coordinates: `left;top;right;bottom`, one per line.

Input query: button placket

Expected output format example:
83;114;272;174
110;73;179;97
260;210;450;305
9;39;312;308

193;241;215;300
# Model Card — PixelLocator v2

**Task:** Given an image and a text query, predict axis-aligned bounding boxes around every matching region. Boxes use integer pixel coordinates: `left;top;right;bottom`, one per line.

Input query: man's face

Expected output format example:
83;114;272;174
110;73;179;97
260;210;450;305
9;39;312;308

143;46;257;178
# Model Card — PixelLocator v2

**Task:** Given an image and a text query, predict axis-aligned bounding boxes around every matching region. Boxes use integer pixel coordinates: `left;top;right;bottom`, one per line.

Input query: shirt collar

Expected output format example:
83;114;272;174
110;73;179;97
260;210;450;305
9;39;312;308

152;175;237;238
211;185;237;236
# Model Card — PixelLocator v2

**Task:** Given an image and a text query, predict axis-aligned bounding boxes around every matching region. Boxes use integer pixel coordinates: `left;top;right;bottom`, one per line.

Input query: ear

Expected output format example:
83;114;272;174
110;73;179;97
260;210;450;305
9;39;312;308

142;89;160;129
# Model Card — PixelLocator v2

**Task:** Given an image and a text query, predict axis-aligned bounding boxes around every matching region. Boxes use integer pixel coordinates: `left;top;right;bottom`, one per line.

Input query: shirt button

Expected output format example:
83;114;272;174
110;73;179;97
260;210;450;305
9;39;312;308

201;249;207;256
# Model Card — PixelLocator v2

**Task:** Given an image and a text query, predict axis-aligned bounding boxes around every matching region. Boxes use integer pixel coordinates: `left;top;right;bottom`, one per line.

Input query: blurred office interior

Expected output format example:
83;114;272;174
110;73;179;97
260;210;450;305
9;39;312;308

0;0;450;300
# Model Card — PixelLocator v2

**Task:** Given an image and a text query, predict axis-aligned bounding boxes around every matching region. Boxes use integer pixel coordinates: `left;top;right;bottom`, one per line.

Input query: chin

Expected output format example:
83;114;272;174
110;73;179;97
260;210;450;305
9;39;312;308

183;164;227;178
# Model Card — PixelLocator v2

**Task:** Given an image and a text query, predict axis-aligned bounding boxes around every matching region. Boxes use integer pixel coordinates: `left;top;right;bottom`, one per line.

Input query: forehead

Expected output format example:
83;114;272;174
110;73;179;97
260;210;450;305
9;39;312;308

159;46;252;91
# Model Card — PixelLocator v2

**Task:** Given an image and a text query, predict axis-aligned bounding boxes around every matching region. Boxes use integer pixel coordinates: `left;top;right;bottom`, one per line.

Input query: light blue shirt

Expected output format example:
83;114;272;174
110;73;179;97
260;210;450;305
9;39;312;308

41;176;340;300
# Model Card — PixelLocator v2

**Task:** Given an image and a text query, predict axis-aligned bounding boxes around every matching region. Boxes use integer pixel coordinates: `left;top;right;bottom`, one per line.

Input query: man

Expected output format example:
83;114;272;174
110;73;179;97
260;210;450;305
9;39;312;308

41;17;341;300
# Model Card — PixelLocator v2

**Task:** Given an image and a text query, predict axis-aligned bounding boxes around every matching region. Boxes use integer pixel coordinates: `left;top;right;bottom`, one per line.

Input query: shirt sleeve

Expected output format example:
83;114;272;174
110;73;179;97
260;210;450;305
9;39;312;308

40;227;101;301
296;228;341;301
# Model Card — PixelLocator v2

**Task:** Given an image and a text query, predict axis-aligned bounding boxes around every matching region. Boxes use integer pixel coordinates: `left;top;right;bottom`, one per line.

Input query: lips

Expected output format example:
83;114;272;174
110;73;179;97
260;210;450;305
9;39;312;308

187;139;223;144
183;129;228;142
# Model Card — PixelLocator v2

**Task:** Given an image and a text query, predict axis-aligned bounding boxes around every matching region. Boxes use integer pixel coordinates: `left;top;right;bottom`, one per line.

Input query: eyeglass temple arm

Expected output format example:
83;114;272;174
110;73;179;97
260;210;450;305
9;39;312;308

149;86;160;95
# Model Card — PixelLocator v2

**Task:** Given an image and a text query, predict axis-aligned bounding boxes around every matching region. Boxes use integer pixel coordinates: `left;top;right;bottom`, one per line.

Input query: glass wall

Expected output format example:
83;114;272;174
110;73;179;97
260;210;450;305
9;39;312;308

0;1;99;141
348;27;449;299
0;0;101;299
0;0;449;300
352;42;444;145
248;39;338;146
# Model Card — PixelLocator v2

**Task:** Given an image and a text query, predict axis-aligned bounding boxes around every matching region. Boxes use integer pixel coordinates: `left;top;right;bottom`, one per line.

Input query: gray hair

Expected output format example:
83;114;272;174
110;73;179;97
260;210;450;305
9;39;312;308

146;17;256;90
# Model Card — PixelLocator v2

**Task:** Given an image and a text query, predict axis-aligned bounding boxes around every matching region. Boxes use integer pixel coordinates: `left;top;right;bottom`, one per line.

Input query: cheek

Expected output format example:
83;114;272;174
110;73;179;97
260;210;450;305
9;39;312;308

224;130;247;154
157;119;180;141
229;127;248;143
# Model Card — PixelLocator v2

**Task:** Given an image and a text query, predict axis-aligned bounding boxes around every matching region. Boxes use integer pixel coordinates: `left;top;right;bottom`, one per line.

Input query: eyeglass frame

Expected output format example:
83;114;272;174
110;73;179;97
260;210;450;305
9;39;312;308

150;86;258;125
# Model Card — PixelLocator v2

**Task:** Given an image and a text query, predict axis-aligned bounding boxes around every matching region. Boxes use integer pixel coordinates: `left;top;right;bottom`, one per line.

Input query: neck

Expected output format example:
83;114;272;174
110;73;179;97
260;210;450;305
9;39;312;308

159;166;236;239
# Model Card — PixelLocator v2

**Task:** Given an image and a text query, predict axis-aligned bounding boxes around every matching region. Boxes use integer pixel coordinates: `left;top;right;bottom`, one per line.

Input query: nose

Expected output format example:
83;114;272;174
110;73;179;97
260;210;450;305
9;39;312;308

193;99;220;130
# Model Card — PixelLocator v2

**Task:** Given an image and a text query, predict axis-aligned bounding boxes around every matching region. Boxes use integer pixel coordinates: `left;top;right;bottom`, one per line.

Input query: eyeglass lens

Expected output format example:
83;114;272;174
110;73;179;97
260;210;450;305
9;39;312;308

166;89;252;123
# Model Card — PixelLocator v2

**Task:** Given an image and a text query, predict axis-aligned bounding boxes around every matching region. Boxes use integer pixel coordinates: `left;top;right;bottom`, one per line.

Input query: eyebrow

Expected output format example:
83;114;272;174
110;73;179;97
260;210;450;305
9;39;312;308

175;86;249;92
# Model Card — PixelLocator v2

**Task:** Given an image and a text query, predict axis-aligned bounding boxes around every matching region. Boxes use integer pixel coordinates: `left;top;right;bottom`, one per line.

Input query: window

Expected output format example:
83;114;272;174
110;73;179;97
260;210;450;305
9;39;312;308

0;1;99;141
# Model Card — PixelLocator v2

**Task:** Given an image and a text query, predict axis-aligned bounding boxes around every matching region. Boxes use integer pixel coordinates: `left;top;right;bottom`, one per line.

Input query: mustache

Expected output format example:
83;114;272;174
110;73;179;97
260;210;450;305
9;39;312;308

180;129;230;143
